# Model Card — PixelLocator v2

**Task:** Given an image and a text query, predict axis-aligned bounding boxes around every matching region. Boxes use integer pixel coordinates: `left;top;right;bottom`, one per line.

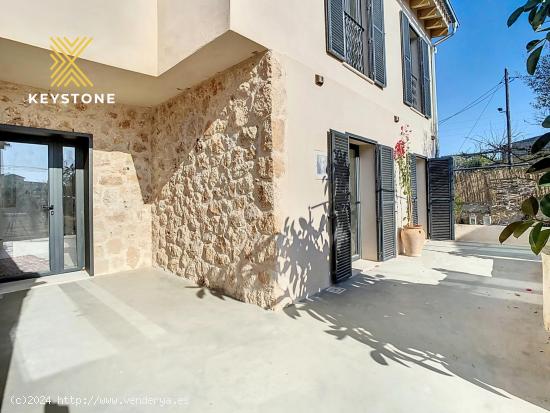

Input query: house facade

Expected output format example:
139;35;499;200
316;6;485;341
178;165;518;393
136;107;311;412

0;0;457;308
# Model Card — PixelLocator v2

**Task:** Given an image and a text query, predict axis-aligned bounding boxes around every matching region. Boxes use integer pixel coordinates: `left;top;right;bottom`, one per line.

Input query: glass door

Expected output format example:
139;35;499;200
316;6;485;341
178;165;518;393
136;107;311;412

61;146;82;271
0;139;85;280
0;141;51;277
349;145;361;260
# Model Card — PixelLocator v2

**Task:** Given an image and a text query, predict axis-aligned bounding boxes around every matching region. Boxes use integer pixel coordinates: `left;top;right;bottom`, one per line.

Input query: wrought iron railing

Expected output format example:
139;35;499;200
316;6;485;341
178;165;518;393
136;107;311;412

344;13;364;73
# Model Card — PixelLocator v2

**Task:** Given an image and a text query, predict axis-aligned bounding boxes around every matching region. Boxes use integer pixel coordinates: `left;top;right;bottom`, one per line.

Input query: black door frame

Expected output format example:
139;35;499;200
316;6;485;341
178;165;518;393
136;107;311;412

0;124;93;281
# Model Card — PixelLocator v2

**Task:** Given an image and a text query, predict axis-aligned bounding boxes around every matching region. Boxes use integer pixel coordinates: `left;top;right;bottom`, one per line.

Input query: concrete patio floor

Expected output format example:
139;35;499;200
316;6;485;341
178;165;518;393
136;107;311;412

0;241;549;412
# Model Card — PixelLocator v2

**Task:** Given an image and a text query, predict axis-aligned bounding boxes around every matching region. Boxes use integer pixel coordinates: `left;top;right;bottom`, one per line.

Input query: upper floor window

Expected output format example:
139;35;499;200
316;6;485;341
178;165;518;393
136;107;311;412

401;11;432;118
346;0;361;23
326;0;387;87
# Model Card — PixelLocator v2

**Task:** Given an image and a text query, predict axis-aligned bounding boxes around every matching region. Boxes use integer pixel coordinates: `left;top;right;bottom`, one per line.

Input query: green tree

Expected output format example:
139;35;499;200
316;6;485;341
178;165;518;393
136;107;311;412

501;0;550;254
525;55;550;122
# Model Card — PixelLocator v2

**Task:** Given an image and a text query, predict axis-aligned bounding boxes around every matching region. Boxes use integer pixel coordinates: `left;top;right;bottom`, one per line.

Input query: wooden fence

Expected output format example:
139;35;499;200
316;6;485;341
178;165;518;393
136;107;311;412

454;166;550;225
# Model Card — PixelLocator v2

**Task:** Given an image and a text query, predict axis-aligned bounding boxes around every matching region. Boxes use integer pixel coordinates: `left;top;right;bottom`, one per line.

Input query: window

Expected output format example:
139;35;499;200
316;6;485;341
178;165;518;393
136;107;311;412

326;0;386;87
346;0;361;23
401;12;432;118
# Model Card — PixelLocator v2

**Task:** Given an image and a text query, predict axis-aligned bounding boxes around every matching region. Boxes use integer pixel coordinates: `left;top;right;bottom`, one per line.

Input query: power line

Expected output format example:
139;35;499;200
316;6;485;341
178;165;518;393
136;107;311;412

439;78;504;125
456;83;503;154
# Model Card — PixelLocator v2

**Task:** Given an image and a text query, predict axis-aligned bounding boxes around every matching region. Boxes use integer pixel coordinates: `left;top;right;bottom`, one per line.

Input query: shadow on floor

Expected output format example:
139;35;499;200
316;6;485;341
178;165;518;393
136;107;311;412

44;402;69;412
0;288;28;410
284;253;550;410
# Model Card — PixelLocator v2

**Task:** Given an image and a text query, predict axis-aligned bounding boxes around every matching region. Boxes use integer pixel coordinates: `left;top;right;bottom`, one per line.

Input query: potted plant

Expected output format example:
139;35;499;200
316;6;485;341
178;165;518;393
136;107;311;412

395;125;426;257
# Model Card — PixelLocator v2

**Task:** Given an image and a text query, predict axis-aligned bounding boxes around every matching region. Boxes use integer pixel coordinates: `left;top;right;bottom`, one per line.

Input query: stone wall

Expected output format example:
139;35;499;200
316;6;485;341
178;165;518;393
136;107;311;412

150;52;284;308
0;52;285;308
0;81;153;274
455;166;550;225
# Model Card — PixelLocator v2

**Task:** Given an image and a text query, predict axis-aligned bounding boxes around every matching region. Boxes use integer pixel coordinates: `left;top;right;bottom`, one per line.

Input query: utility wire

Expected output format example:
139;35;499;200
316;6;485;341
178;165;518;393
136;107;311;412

439;78;504;125
456;84;503;154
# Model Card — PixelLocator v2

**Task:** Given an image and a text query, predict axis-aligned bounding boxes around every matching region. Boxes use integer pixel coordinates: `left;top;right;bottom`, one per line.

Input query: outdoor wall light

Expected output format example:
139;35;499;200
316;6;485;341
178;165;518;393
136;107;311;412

315;74;324;86
394;115;400;123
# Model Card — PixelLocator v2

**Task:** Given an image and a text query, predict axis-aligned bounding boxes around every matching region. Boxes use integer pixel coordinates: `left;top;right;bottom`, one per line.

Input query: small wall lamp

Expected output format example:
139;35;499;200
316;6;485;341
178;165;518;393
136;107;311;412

315;74;324;86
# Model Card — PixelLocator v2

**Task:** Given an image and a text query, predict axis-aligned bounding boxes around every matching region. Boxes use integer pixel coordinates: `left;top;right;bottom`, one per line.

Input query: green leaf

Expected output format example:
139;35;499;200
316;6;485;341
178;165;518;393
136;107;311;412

531;5;548;29
526;157;550;173
523;0;541;11
500;222;522;243
538;172;550;186
530;132;550;154
530;222;544;244
522;196;539;216
528;7;537;24
527;45;544;75
531;229;550;255
527;39;544;51
544;115;550;128
508;6;525;26
513;220;534;238
541;194;550;217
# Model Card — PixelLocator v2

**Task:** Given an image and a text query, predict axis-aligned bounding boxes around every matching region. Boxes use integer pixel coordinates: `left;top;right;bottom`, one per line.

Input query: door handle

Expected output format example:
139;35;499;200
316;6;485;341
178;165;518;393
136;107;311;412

42;205;55;215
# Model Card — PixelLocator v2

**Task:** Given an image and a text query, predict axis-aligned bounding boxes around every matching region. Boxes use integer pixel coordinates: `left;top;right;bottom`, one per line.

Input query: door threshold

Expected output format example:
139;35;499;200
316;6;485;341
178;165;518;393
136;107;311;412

352;259;379;273
0;270;90;295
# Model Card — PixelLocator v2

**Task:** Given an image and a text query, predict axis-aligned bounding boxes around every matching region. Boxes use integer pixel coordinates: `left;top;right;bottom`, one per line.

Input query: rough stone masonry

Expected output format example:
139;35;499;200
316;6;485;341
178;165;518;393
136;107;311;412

151;52;286;309
0;51;286;309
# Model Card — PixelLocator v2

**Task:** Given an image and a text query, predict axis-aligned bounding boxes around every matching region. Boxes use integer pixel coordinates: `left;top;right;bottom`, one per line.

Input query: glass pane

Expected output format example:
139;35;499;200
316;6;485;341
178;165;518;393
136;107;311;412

62;147;78;269
345;0;361;23
349;147;359;257
0;141;50;277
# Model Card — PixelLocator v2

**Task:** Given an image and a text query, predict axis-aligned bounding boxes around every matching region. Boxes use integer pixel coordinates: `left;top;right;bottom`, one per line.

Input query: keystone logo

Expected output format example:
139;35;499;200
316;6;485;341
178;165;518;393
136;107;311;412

49;36;93;88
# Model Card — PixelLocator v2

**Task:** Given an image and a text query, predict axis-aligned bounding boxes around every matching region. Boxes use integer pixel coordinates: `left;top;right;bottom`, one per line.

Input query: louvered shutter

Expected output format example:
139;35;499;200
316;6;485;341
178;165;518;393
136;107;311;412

409;154;419;225
371;0;386;86
420;39;432;118
401;12;413;106
376;145;396;261
428;157;455;240
326;0;346;60
329;131;352;283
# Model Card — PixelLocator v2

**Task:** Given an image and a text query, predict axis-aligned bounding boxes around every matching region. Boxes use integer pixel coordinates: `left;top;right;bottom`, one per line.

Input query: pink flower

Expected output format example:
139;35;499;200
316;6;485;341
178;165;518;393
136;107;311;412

394;139;406;159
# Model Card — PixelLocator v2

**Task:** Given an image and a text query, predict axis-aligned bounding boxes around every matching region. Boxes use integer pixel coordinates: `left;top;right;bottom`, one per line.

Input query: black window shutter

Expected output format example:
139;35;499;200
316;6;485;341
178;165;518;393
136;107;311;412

371;0;386;87
329;130;352;283
400;12;413;106
326;0;346;60
376;144;396;261
420;39;432;118
428;157;455;240
409;154;419;225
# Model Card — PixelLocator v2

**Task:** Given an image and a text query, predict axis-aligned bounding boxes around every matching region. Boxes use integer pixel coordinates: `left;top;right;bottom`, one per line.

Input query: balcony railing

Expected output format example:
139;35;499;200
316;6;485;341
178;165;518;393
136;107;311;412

344;13;365;74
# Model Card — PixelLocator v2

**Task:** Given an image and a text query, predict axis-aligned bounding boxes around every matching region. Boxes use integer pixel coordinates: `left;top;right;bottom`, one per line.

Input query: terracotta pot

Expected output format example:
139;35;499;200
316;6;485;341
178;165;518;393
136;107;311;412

401;225;426;257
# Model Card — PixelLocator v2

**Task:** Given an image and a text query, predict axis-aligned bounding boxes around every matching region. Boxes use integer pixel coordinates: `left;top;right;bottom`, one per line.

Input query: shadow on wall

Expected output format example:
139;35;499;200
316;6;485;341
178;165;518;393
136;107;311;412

275;163;332;305
282;247;550;410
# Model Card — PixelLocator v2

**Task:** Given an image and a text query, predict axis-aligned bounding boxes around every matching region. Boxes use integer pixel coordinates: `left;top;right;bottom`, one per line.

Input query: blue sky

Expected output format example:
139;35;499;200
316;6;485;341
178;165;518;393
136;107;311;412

436;0;547;156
